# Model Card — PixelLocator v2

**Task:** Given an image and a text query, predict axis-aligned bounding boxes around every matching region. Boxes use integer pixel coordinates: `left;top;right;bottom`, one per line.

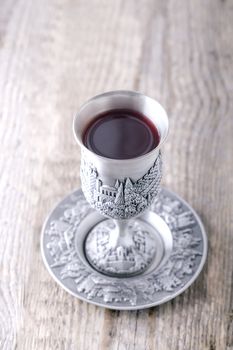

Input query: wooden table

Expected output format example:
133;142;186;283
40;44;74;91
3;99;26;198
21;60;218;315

1;0;232;349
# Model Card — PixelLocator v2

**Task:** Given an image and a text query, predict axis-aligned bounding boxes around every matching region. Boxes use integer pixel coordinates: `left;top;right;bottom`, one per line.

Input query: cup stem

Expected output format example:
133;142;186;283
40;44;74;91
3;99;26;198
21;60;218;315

110;220;134;248
113;220;128;237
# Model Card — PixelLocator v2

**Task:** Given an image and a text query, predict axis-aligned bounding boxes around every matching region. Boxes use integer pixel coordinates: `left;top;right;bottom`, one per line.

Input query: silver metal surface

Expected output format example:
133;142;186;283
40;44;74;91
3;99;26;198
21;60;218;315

85;218;158;277
41;188;207;310
73;91;168;276
81;152;162;219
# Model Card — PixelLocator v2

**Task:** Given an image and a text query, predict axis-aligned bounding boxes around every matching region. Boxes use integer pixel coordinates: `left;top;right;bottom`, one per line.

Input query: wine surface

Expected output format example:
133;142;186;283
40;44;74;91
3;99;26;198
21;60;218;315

83;109;160;159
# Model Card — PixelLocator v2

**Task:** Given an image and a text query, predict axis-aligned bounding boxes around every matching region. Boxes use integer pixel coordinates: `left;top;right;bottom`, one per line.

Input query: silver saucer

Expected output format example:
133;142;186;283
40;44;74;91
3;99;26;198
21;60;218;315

41;188;207;310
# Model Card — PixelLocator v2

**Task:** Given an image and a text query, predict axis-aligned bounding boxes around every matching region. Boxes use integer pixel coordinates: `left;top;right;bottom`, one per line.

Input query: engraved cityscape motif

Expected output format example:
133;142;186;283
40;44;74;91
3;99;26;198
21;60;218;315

80;152;162;219
44;189;204;307
85;220;156;275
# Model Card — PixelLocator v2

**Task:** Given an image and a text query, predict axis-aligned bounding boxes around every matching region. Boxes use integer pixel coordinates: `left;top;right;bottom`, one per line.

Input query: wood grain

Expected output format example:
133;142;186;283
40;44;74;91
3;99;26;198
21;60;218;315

0;0;232;349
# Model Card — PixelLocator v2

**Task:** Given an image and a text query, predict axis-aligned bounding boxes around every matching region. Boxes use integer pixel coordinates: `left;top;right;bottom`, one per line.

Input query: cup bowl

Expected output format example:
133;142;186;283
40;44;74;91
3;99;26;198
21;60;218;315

73;90;168;220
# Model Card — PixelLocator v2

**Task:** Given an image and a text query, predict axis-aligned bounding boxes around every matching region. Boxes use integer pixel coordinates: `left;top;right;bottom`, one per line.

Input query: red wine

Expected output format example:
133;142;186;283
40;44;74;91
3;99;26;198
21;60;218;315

83;109;160;159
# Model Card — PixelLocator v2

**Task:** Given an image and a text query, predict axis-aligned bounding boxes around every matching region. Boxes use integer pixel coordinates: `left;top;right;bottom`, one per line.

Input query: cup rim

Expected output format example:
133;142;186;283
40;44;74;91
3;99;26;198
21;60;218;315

73;90;169;164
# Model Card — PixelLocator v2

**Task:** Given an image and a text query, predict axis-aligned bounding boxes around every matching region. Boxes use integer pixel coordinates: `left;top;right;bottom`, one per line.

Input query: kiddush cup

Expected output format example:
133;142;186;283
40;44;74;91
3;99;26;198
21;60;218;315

73;90;169;277
41;89;207;309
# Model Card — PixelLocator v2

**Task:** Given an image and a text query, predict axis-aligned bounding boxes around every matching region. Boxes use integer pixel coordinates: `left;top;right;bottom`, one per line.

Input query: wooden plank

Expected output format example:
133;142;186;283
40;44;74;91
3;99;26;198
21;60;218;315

0;0;232;349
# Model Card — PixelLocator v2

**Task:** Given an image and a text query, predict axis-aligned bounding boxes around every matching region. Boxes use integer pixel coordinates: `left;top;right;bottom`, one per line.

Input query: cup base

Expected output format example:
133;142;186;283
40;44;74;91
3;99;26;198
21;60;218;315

85;218;160;277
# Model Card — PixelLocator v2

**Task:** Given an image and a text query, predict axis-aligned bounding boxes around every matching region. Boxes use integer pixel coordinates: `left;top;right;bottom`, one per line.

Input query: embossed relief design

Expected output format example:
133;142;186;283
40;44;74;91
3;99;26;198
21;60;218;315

85;220;157;275
80;152;162;219
45;190;203;307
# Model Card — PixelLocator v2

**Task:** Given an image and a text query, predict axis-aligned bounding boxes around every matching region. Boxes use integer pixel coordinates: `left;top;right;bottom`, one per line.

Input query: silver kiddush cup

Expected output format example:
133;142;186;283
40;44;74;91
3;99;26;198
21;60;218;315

73;91;169;277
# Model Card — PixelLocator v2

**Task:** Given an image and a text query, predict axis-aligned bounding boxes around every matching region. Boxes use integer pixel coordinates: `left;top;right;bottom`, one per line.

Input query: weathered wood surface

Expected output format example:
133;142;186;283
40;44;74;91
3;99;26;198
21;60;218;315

0;0;232;349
